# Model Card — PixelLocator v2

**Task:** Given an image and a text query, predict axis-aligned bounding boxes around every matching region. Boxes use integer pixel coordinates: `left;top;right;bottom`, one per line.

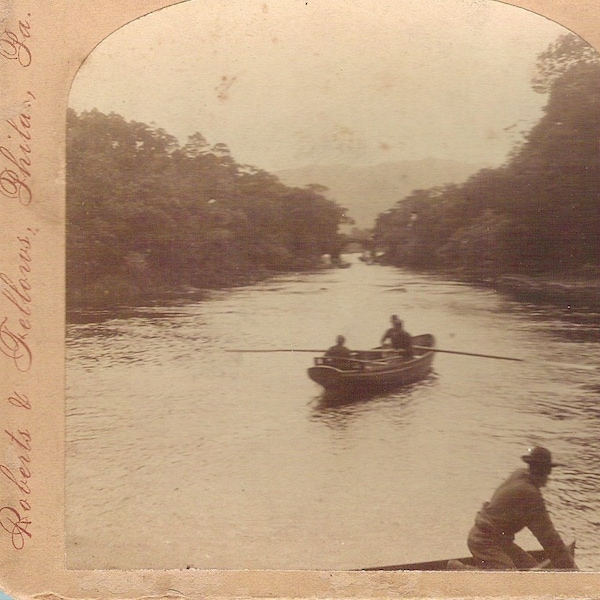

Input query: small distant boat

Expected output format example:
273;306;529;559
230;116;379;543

307;334;435;392
359;542;575;571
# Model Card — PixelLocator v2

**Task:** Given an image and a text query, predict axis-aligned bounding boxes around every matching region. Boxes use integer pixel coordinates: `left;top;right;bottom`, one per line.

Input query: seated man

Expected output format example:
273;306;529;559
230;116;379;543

324;335;352;369
380;316;413;358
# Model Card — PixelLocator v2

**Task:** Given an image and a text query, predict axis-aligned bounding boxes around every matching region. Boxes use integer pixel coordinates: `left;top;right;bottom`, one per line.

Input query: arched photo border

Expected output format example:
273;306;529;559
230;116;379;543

0;0;599;598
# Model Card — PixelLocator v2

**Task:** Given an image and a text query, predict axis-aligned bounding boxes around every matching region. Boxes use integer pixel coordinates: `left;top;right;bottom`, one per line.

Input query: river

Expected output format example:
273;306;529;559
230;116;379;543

65;256;600;571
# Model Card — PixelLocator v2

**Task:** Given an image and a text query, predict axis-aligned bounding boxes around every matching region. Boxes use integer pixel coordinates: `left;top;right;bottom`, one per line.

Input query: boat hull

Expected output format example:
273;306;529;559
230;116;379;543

308;334;435;392
359;545;575;571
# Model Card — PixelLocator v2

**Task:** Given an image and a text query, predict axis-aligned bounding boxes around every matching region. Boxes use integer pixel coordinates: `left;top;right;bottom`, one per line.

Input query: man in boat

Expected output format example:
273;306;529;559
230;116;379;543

324;335;352;369
466;446;578;570
380;315;413;358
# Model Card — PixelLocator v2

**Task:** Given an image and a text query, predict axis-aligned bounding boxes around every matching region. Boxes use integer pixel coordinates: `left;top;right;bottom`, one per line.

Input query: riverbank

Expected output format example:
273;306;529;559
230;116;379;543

66;259;331;315
377;254;600;311
68;256;600;316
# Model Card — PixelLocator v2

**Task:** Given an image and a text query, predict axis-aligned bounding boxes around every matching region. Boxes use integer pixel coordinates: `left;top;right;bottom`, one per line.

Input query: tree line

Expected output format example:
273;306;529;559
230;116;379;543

373;34;600;279
66;111;348;308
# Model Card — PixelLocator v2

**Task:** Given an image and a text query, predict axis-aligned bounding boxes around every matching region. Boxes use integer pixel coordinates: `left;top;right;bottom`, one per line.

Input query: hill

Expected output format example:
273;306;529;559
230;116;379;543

276;158;489;228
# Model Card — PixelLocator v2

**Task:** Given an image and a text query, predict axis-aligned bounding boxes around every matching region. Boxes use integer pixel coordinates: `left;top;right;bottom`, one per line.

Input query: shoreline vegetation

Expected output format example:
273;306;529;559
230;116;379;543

372;35;600;313
66;107;350;314
68;35;600;317
66;262;323;314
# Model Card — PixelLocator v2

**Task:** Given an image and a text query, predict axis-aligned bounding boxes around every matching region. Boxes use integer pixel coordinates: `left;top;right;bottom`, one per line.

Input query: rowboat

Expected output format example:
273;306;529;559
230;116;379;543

359;543;575;571
307;334;435;392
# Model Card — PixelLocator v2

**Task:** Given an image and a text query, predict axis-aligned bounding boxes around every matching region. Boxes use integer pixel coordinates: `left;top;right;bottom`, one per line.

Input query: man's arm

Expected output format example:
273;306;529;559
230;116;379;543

527;496;577;569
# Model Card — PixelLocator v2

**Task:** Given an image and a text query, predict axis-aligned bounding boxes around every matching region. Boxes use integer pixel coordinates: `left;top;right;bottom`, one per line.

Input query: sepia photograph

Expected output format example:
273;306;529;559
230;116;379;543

59;0;600;578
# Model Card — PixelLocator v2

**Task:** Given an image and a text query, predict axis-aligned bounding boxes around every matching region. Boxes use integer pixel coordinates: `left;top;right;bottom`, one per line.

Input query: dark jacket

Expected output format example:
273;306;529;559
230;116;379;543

473;468;575;569
325;344;351;358
324;344;352;369
381;326;413;357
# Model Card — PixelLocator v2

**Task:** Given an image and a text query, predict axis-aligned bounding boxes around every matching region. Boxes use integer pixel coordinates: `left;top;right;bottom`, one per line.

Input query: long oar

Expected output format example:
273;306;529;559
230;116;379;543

228;347;520;361
412;345;524;363
225;349;390;365
227;347;596;371
412;346;596;371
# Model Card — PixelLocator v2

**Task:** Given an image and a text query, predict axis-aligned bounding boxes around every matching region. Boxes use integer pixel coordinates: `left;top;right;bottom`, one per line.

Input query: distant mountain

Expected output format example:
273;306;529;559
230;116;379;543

276;158;490;228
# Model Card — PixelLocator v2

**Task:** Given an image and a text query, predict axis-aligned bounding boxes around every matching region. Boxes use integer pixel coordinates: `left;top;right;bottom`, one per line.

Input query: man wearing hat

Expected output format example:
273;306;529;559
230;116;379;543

466;446;577;569
380;315;413;358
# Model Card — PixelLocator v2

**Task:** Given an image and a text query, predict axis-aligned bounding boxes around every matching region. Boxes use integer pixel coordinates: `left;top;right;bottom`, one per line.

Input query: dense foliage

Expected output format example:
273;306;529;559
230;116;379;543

374;34;600;278
66;110;347;307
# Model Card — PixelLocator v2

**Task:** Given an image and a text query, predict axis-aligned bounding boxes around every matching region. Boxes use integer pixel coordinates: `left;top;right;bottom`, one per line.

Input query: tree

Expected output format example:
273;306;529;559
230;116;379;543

66;109;349;308
373;33;600;276
532;33;600;93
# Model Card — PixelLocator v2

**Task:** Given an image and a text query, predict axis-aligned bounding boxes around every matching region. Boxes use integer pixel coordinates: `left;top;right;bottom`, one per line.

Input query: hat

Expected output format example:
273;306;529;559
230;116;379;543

521;446;561;467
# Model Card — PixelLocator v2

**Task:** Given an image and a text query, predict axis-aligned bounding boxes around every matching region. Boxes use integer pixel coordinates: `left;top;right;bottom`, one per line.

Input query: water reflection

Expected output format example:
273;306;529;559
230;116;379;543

508;302;600;343
521;389;600;422
310;373;439;429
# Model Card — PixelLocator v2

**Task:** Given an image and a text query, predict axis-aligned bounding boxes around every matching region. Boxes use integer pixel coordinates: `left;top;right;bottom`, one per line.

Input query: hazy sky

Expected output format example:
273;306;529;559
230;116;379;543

69;0;569;172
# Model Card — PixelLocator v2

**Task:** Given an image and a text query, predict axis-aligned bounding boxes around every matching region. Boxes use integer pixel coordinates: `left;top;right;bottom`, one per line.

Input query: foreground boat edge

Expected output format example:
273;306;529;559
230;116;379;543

357;542;576;571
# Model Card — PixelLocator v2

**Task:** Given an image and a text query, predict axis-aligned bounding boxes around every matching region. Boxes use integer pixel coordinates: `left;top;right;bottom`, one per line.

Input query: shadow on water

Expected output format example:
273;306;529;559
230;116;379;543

310;371;439;429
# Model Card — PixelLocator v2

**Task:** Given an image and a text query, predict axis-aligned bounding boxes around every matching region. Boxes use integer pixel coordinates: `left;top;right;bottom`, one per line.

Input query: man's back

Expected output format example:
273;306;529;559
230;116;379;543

475;469;544;536
392;328;413;356
326;344;351;358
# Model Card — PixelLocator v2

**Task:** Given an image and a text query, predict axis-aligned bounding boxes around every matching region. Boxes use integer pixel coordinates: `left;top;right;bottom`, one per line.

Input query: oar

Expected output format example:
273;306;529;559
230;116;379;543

226;348;596;370
225;349;390;365
228;347;520;361
376;345;522;363
412;345;524;363
412;346;596;370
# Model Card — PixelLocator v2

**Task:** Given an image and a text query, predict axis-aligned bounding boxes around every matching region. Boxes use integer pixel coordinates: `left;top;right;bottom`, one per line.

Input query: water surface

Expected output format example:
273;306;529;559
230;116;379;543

66;257;600;570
